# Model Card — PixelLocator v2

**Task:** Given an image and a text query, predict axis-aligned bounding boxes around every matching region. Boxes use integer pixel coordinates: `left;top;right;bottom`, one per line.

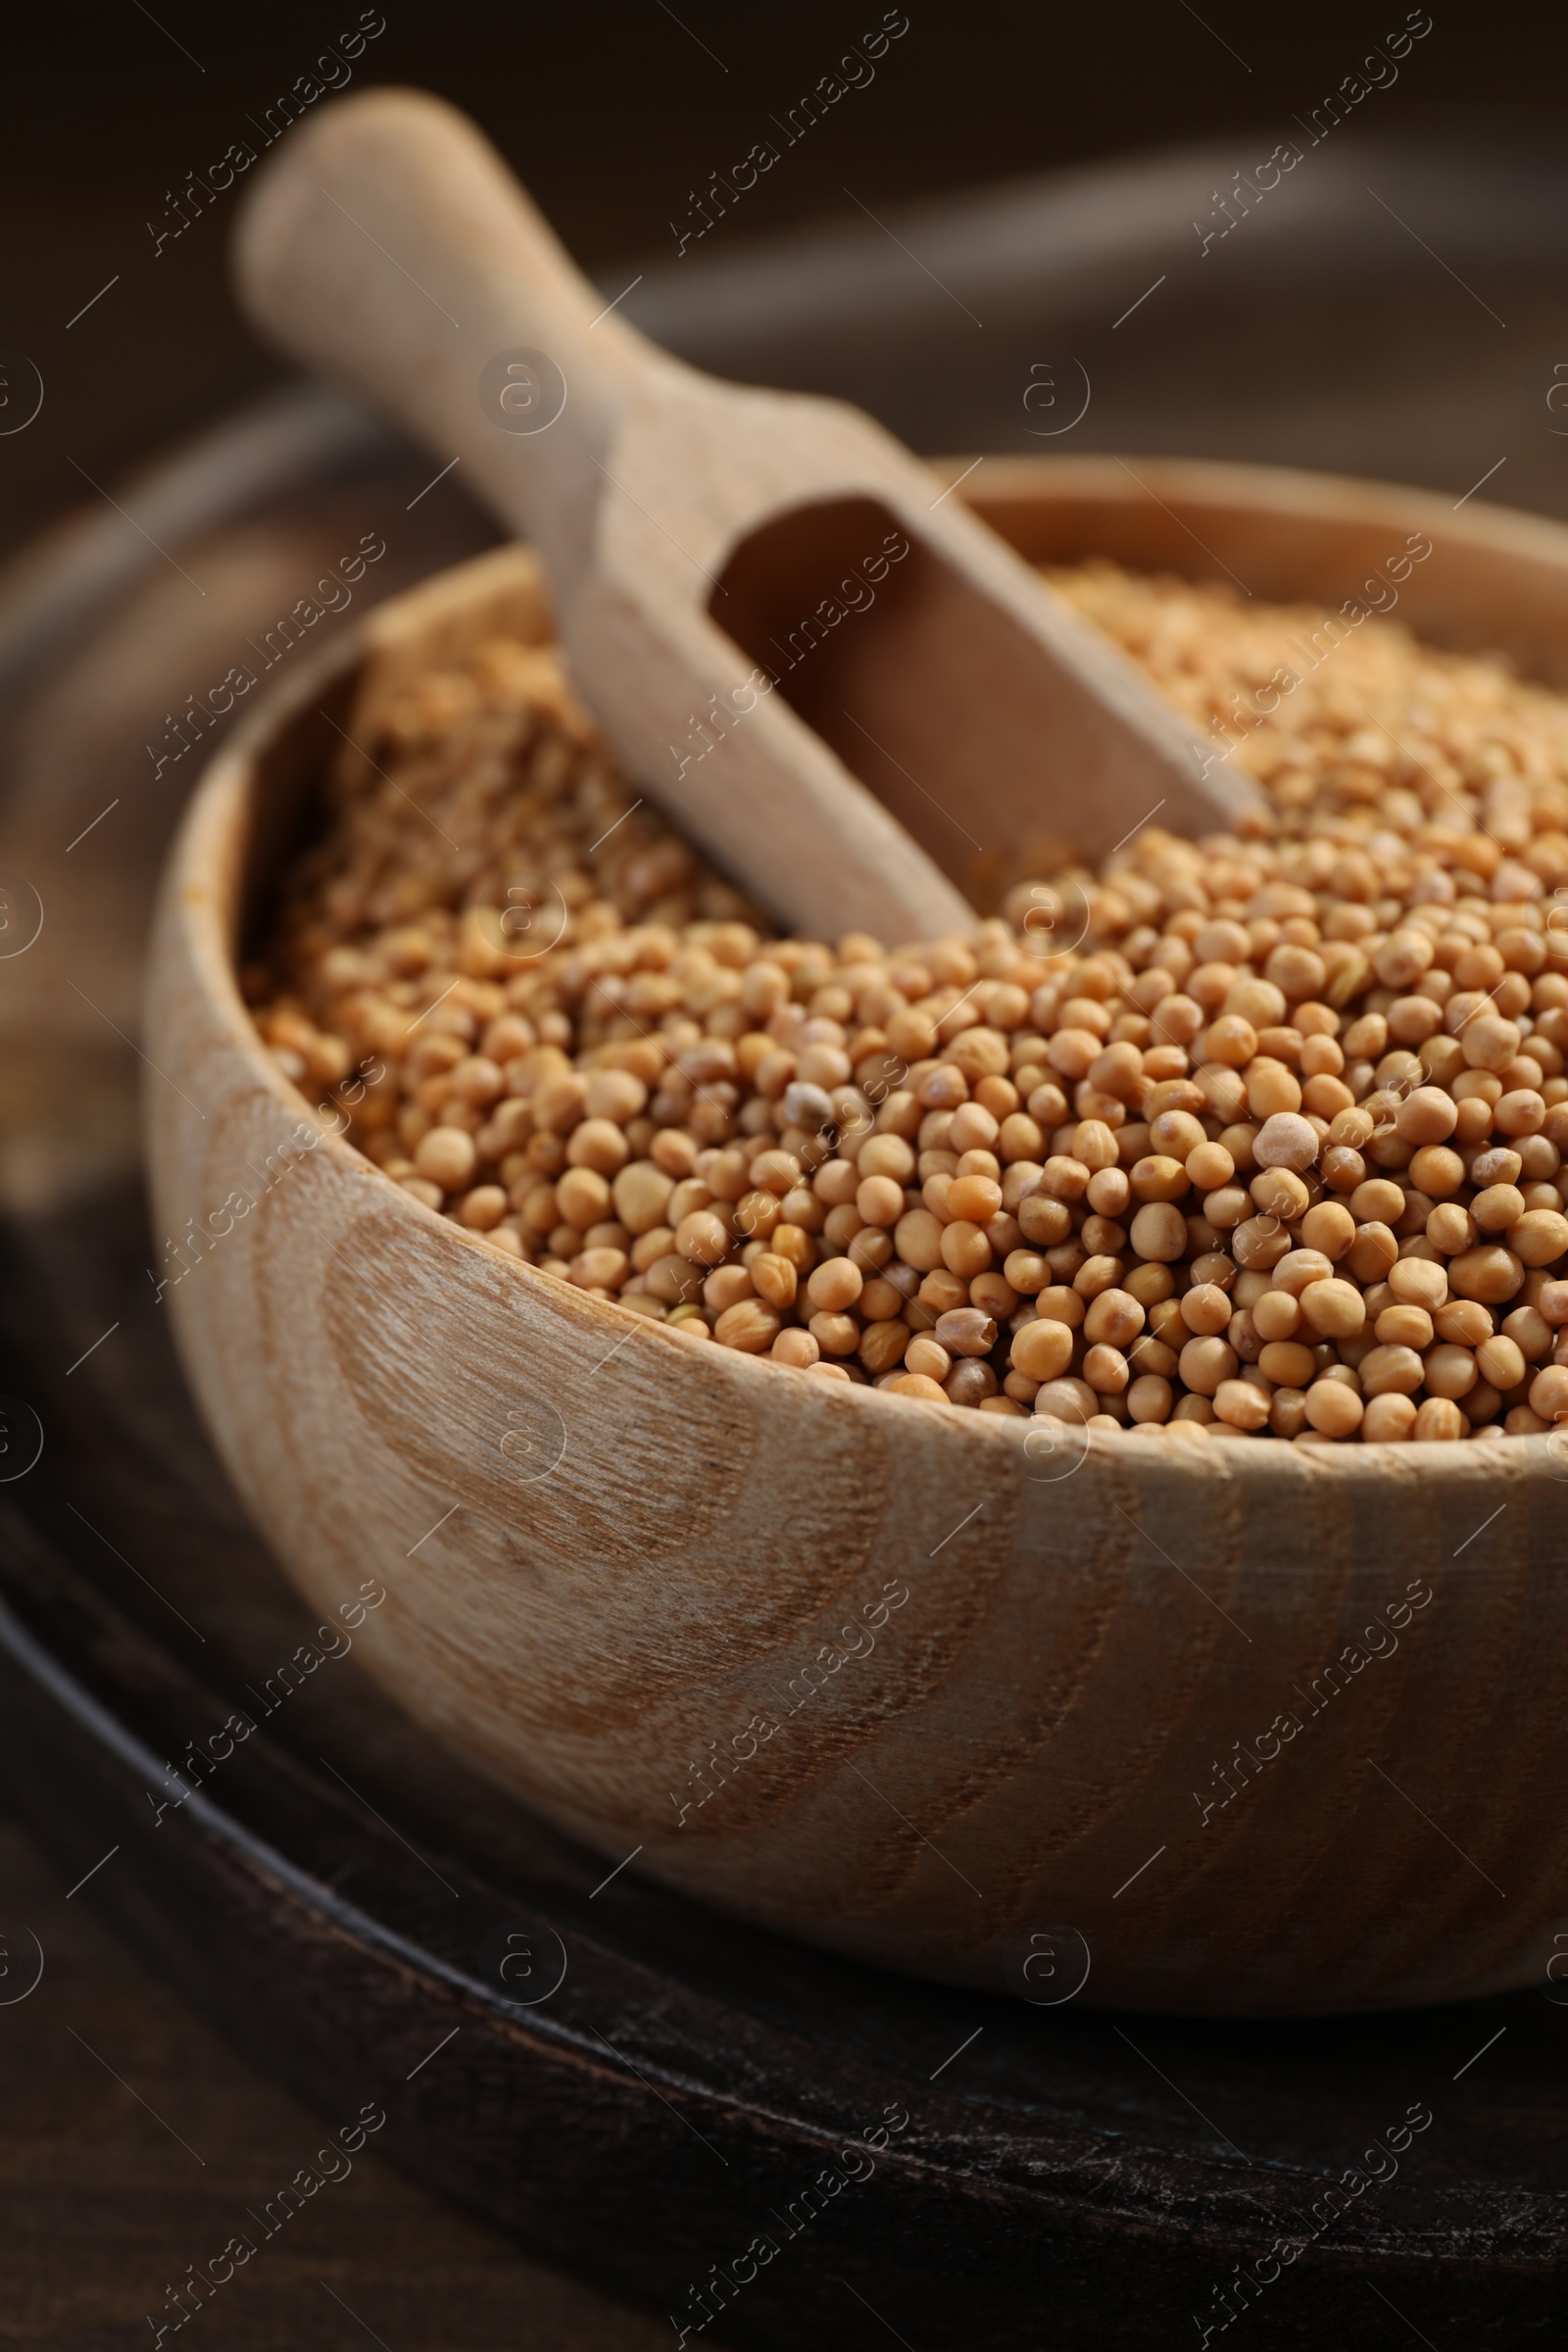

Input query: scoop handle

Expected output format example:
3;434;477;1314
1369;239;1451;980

233;89;660;598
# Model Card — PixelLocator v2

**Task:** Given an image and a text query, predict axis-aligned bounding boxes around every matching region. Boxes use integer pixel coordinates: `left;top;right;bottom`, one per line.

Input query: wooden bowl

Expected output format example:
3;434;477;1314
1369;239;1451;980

145;456;1568;2016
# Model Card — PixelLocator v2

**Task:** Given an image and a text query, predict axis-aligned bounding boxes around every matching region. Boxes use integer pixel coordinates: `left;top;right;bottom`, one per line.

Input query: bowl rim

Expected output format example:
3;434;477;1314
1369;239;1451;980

158;452;1568;1493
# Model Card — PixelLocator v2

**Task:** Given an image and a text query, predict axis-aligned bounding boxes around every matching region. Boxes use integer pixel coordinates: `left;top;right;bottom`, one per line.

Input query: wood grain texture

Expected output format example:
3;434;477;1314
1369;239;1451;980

0;1813;663;2352
229;89;1260;941
144;460;1568;2017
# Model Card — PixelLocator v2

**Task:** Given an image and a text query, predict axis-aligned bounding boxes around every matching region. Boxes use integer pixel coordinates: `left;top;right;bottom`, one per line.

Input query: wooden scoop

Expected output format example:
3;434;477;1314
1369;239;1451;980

233;89;1260;944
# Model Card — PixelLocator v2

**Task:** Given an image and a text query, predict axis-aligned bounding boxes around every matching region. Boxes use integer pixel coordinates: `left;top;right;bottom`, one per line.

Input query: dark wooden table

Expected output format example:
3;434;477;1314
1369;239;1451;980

0;1813;662;2351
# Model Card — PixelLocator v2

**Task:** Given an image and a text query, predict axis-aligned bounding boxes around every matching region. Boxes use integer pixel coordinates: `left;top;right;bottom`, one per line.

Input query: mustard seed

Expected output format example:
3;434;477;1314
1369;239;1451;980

1127;1372;1173;1422
1180;1284;1233;1337
940;1220;993;1279
1361;1393;1417;1442
1178;1336;1238;1396
807;1257;863;1314
1360;1344;1426;1397
1295;1203;1349;1262
456;1184;510;1230
935;1306;998;1356
1211;1377;1269;1432
676;1209;732;1267
713;1298;782;1352
704;1264;755;1312
1387;1257;1448;1314
558;1166;612;1229
1011;1319;1074;1384
1185;1140;1235;1190
1511;1208;1568;1265
1258;1339;1316;1388
1375;1304;1434;1351
772;1327;820;1368
415;1126;477;1192
1476;1334;1527;1391
945;1358;999;1407
252;563;1568;1444
1298;1279;1366;1341
808;1310;860;1357
1422;1343;1478;1399
905;1336;952;1382
1034;1378;1097;1423
1448;1246;1525;1304
1251;1290;1300;1343
1304;1380;1363;1438
1129;1201;1187;1261
1395;1086;1458;1145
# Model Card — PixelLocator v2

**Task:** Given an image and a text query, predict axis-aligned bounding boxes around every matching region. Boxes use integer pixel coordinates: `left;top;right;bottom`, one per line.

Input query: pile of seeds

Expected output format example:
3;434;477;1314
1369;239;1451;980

246;564;1568;1443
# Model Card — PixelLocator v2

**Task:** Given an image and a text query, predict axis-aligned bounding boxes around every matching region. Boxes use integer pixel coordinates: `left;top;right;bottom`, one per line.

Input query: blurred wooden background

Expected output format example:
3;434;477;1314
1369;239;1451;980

6;0;1568;552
